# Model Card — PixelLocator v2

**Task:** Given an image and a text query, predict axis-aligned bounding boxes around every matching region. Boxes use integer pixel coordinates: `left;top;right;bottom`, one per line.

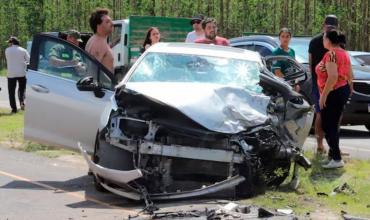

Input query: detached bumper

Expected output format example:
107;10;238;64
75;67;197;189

79;143;245;201
79;144;143;184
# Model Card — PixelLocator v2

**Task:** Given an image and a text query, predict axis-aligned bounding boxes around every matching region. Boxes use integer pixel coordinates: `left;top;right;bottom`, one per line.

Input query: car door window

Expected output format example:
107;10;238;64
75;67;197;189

37;39;98;82
99;69;114;90
254;45;272;57
265;56;304;78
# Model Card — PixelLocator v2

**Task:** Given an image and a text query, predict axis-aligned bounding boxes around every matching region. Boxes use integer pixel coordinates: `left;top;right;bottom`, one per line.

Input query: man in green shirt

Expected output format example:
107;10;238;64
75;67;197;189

49;30;82;68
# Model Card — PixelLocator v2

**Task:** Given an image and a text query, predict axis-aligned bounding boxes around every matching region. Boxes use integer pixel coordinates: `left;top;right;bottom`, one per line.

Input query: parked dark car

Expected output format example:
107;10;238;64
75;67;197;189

230;35;370;131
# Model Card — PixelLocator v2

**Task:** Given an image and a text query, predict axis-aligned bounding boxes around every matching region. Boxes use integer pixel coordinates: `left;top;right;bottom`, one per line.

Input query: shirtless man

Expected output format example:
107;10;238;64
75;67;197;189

194;17;229;46
85;8;114;73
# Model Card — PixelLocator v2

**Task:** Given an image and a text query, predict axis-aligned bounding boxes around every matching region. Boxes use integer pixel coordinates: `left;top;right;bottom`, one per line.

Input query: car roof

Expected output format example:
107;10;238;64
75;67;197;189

229;35;279;47
348;51;370;56
146;42;262;62
230;35;312;44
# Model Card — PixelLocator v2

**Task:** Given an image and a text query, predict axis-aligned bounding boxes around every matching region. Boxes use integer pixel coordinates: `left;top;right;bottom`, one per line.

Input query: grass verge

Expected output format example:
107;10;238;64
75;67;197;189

0;108;76;158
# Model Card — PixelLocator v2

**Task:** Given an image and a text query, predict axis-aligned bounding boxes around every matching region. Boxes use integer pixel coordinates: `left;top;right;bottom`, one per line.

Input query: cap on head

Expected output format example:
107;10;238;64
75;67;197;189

66;29;83;42
324;15;338;27
7;36;19;45
190;14;204;25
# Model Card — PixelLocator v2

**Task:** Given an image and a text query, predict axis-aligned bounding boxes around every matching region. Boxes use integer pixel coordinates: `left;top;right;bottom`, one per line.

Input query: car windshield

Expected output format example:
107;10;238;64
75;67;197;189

289;38;309;63
128;52;263;93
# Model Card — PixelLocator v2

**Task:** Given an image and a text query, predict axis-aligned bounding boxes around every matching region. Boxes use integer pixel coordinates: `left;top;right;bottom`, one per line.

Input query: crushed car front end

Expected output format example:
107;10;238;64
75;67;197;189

80;43;314;200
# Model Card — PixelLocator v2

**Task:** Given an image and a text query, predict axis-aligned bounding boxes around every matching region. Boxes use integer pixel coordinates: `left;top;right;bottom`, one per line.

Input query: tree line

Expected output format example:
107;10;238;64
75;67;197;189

1;0;369;69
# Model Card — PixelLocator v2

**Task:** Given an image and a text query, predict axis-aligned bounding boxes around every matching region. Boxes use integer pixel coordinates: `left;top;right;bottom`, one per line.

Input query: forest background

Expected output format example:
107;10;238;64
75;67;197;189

0;0;369;69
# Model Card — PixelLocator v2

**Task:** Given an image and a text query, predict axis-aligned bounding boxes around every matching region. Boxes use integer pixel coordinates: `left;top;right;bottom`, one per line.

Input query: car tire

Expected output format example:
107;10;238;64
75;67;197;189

236;161;266;198
263;159;291;187
92;131;108;192
365;124;370;132
92;127;135;189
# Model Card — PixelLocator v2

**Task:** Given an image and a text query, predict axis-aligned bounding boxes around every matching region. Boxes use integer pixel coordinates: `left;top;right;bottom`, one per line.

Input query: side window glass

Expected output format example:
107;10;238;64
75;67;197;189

37;39;97;81
99;69;114;90
357;55;370;65
266;57;302;76
109;24;122;48
254;45;272;57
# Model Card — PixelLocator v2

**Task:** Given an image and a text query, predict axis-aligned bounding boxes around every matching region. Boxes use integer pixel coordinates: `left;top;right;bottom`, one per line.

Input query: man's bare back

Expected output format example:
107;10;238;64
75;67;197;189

85;35;114;73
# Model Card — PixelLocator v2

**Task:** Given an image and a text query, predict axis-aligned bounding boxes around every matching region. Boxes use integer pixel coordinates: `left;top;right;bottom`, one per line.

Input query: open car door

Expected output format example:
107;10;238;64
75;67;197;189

264;55;313;104
24;33;116;153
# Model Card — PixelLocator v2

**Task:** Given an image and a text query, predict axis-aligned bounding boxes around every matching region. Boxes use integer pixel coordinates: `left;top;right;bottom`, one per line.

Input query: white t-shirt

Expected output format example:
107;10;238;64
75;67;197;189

5;45;30;78
185;31;205;43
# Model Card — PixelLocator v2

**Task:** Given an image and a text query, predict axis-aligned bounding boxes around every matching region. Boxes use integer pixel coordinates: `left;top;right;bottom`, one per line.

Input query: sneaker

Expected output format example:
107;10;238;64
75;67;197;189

11;109;17;114
20;103;25;110
322;160;344;169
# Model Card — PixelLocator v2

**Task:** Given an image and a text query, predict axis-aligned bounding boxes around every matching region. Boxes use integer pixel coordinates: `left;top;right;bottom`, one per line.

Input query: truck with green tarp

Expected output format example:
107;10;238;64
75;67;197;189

108;15;192;79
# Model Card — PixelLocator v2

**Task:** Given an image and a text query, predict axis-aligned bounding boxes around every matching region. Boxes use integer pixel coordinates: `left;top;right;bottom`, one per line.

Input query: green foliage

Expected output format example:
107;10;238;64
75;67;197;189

0;68;6;76
0;0;369;69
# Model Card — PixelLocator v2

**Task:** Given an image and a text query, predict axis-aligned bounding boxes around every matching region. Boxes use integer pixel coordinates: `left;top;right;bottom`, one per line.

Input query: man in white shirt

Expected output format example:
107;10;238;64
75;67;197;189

185;15;205;43
5;36;30;113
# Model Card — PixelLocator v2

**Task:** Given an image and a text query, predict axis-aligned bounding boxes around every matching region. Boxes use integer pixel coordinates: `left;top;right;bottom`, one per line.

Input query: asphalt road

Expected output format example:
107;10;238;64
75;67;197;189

0;147;142;220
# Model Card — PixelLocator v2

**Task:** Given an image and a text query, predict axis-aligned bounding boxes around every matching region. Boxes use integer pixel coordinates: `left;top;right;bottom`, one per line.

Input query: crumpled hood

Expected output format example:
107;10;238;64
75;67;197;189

125;82;270;134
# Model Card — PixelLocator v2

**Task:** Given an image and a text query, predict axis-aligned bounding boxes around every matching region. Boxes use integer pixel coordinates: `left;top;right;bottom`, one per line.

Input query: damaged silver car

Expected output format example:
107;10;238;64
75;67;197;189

25;33;313;202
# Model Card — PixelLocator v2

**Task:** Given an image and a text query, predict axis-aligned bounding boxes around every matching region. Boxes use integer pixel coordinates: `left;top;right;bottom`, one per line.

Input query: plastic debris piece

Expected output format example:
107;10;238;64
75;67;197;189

317;192;329;197
333;182;356;195
223;202;239;211
277;209;293;215
343;214;370;220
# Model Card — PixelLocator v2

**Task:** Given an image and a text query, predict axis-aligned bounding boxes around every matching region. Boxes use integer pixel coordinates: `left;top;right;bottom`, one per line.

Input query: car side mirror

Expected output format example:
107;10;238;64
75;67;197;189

76;76;105;98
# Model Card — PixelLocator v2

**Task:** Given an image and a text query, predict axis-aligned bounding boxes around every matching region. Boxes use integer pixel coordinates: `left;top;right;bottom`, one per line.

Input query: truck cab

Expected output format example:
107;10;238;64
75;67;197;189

109;19;129;79
108;16;192;81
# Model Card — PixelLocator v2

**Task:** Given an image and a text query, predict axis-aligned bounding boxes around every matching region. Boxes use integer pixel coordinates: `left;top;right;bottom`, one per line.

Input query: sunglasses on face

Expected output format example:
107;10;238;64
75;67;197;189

192;20;201;25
